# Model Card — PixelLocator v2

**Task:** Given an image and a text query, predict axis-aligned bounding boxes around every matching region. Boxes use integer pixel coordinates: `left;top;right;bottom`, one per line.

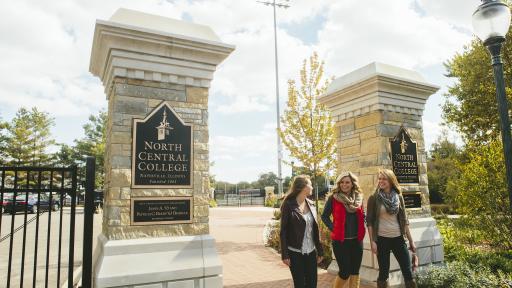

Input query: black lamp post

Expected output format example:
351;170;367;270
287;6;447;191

473;0;512;211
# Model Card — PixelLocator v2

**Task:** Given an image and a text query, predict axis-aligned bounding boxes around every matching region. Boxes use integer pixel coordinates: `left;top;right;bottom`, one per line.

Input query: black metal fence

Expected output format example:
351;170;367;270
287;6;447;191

0;157;95;288
214;189;265;206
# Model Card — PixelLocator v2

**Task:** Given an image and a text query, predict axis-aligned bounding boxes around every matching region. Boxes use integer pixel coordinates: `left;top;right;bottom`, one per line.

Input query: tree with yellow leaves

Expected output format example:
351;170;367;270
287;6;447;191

279;52;337;209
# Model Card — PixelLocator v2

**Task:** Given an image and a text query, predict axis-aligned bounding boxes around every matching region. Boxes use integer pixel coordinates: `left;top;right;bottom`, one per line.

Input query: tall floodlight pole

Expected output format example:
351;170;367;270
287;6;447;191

257;0;290;197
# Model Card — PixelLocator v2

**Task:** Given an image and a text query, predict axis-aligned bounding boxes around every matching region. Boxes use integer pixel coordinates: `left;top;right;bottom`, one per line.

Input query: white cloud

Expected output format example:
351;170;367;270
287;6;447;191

416;0;481;31
316;0;472;77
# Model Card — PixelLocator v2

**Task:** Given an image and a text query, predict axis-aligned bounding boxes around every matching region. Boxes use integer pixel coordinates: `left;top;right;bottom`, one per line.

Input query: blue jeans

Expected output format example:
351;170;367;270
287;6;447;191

376;236;413;281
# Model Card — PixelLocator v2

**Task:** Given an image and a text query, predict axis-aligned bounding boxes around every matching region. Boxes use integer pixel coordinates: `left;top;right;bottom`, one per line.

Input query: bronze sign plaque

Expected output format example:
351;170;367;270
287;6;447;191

131;197;193;225
390;126;419;184
132;102;193;188
402;192;422;209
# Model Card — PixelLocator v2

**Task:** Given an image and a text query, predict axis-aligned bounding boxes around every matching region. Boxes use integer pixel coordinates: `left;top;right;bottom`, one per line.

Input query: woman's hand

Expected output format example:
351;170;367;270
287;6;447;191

282;258;290;267
371;241;378;254
317;256;323;264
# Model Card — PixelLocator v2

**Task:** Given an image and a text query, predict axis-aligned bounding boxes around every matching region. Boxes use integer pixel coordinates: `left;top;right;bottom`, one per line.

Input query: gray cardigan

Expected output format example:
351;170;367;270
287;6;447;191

366;191;409;241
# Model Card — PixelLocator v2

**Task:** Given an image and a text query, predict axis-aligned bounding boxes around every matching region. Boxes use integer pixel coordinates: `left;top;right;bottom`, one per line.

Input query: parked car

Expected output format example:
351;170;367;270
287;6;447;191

2;193;60;214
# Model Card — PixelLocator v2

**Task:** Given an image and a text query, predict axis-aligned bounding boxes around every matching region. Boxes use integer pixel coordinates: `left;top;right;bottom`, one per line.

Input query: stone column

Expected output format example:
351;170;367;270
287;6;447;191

319;63;444;287
89;8;234;288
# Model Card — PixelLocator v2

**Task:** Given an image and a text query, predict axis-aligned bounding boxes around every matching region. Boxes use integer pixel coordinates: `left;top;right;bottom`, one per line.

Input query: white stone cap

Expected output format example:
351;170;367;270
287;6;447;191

319;62;440;118
325;62;439;96
89;8;235;93
108;8;225;47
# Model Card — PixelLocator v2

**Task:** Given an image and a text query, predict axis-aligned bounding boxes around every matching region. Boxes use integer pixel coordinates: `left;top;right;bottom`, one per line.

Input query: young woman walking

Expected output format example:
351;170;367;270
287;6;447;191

280;175;324;288
321;171;366;288
366;169;417;288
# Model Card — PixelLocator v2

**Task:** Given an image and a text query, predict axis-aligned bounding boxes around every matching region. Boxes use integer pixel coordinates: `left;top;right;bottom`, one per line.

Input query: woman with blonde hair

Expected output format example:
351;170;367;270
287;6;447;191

321;171;366;288
366;169;416;288
280;175;324;288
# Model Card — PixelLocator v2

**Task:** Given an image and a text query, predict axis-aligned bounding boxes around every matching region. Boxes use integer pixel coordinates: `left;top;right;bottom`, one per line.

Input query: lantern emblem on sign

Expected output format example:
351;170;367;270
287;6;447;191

156;109;173;140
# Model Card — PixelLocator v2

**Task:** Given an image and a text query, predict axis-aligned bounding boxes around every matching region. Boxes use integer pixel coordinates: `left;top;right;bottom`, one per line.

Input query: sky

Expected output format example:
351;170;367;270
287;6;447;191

0;0;481;183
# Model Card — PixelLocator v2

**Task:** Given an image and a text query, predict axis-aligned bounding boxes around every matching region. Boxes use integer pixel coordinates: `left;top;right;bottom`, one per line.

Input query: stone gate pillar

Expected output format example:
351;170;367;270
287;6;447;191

318;62;444;287
89;8;234;288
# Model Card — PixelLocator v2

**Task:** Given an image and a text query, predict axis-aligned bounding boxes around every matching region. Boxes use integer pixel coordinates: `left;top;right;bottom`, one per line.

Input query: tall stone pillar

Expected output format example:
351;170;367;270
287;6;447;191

89;8;234;288
319;63;444;287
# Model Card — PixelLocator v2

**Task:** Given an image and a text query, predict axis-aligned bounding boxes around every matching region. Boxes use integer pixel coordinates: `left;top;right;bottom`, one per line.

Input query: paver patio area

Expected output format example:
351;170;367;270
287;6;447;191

209;207;372;288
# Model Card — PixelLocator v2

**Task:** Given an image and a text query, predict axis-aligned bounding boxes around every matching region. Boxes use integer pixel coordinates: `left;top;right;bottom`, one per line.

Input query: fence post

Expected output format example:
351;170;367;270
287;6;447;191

82;156;95;288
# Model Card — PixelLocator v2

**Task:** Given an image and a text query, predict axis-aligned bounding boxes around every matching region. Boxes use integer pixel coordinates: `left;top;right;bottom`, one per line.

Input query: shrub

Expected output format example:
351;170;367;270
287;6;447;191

265;195;278;208
430;204;455;216
209;198;217;208
450;140;512;250
415;261;512;288
437;217;512;274
273;209;281;220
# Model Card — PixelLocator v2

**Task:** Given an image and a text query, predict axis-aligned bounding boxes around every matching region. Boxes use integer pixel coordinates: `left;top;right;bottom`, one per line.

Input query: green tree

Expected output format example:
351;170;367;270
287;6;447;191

279;52;336;207
0;117;8;165
443;28;512;145
427;131;463;204
4;107;55;166
254;172;278;190
73;110;107;188
451;140;512;250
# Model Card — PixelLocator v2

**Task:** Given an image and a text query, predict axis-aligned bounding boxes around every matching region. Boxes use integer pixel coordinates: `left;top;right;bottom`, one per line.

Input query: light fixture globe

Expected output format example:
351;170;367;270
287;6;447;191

472;0;511;44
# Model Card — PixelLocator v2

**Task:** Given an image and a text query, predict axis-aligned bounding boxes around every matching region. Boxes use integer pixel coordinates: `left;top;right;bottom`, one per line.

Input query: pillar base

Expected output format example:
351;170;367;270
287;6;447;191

328;217;444;287
93;234;222;288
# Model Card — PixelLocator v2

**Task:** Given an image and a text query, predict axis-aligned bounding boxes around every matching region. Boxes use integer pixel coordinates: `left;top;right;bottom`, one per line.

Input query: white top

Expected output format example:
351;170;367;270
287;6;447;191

109;8;221;43
378;205;402;238
325;62;434;95
288;210;316;254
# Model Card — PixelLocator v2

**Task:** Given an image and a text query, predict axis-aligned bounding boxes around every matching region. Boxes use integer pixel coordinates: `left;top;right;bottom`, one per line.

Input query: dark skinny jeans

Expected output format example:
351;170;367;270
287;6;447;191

288;249;317;288
376;236;413;281
332;239;363;280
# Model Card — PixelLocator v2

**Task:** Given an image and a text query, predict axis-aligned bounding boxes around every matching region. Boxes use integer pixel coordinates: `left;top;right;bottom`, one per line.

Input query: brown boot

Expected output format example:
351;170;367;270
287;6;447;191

348;275;360;288
376;280;388;288
405;280;417;288
333;275;349;288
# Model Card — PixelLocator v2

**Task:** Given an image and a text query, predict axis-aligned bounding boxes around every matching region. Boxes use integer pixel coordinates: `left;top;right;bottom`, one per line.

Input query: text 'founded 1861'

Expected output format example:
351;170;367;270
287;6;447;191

389;126;419;184
132;102;193;188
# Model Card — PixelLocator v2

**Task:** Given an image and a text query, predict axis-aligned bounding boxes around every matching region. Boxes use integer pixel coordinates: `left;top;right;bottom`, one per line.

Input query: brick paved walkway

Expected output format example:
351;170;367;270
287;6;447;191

209;207;372;288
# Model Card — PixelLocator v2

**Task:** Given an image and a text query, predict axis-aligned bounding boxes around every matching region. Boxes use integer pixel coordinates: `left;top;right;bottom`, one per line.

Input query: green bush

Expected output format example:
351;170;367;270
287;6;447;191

273;209;281;220
415;261;512;288
209;198;217;208
430;204;455;216
437;217;512;274
265;195;278;208
449;140;512;250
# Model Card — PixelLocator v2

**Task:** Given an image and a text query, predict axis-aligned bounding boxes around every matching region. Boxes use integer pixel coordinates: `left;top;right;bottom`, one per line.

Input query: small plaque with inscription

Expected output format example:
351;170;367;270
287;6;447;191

132;102;193;188
131;197;193;225
402;192;422;209
390;126;420;184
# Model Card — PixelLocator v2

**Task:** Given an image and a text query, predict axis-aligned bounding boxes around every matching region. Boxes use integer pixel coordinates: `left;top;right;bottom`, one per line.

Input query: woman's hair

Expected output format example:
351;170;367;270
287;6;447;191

282;175;311;205
330;171;362;196
377;169;402;194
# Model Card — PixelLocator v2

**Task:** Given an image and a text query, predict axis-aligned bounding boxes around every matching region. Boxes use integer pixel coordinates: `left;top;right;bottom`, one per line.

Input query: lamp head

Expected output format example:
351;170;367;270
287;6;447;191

472;0;511;45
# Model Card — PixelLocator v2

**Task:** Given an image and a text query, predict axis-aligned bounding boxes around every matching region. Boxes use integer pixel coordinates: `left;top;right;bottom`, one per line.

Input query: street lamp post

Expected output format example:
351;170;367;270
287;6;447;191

473;0;512;211
257;0;290;197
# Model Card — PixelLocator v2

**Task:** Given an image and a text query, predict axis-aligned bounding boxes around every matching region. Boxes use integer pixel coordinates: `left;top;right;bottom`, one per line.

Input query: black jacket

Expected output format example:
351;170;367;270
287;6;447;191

280;198;323;260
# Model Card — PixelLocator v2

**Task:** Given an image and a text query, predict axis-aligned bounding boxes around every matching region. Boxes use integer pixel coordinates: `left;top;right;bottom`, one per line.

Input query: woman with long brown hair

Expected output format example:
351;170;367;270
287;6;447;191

366;169;417;288
280;175;324;288
321;171;365;288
